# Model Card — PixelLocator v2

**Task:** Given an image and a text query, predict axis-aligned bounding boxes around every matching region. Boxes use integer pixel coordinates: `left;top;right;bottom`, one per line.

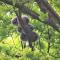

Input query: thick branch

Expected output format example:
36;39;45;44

0;0;60;32
0;0;39;20
36;0;60;24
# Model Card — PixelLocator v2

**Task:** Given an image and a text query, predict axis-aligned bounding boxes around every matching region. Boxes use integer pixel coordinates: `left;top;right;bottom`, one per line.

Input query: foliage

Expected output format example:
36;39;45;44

0;0;60;60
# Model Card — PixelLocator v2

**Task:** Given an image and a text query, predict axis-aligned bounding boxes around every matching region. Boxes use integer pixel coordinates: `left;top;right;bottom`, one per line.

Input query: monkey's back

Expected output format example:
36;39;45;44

31;32;38;42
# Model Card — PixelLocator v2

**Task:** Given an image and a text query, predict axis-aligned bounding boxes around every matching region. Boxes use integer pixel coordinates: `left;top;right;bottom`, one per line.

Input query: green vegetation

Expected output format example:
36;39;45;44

0;0;60;60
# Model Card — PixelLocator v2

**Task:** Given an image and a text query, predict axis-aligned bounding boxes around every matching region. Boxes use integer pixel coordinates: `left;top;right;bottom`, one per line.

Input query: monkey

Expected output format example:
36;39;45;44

12;15;38;50
17;22;34;49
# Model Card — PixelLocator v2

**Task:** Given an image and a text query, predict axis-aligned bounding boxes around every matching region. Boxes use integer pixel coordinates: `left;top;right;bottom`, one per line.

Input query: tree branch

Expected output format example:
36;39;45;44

0;0;39;20
0;0;60;32
35;0;60;24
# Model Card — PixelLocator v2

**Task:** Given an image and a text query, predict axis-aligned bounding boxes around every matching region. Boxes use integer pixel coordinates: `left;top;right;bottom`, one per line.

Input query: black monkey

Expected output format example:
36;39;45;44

18;15;35;49
12;15;38;50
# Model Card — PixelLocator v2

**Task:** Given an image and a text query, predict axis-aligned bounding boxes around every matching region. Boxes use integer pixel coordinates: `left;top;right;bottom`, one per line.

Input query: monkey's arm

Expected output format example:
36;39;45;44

17;27;22;32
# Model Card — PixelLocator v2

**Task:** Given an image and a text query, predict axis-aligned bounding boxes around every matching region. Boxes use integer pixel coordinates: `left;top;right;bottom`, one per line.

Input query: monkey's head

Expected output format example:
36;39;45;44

22;15;29;24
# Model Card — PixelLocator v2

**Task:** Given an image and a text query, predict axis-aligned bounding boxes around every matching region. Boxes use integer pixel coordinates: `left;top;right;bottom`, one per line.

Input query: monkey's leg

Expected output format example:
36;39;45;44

29;41;34;51
23;41;26;48
21;41;24;49
22;41;26;49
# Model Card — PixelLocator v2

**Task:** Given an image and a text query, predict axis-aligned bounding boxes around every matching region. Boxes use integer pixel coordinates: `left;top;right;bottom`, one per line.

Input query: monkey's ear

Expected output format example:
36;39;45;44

11;17;18;26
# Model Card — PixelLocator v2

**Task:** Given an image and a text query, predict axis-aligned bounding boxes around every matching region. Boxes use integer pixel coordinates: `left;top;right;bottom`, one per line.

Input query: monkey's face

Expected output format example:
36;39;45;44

22;16;29;24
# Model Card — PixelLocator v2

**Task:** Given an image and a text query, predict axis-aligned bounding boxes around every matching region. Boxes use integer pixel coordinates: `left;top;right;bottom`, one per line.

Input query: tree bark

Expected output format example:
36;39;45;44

35;0;60;24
